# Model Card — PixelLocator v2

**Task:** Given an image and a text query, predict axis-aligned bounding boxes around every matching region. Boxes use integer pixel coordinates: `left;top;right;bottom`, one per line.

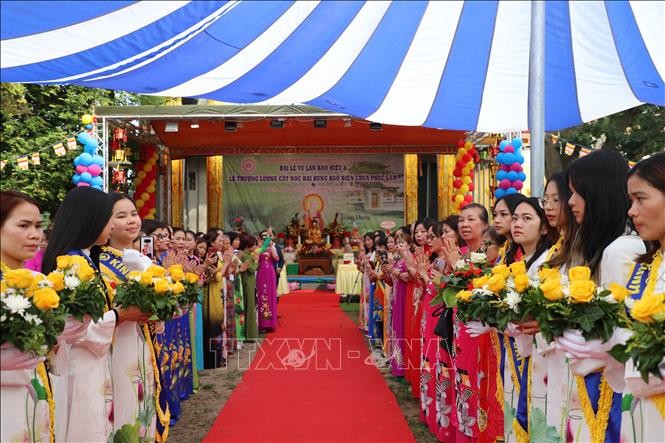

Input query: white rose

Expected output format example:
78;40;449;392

64;275;81;290
470;252;487;264
505;290;522;313
455;260;467;270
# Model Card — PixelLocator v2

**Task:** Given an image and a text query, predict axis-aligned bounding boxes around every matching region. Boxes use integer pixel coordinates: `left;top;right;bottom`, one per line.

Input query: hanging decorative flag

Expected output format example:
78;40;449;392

31;152;40;165
564;143;575;156
66;137;77;150
579;148;591;157
17;156;30;170
53;143;67;156
550;134;559;144
0;160;6;171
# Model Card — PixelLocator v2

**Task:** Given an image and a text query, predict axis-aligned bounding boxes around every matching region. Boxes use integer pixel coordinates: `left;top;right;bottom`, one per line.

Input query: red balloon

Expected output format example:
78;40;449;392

453;179;462;188
457;140;465;148
464;194;473;203
460;201;469;209
513;180;524;190
453;169;462;177
500;179;512;189
468;170;475;179
456;160;466;170
468;182;475;192
462;153;472;162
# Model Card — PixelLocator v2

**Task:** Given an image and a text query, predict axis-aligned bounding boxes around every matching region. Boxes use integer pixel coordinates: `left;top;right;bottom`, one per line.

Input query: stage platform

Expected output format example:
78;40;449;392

287;274;335;284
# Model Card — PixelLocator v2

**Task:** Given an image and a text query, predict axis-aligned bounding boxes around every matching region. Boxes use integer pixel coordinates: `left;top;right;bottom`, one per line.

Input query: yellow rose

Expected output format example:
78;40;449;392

77;264;95;282
540;277;563;301
168;265;184;282
127;271;141;281
472;275;490;289
46;272;65;292
0;280;7;294
568;266;591;282
139;272;154;286
171;281;185;295
185;272;199;284
491;264;510;280
514;274;530;293
456;290;473;302
56;256;72;270
608;283;631;303
538;267;560;282
487;274;507;294
32;287;60;310
631;293;665;323
4;269;34;289
509;261;527;277
148;265;166;278
70;256;89;267
569;280;597;303
153;278;170;294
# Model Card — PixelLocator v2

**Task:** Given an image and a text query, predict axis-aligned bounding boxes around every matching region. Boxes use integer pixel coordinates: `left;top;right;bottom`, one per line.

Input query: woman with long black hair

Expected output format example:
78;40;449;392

493;193;527;265
43;187;143;442
555;149;646;443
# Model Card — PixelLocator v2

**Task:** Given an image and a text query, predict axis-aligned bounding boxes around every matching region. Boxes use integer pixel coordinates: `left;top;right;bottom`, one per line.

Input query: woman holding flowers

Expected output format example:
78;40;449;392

100;192;161;442
554;150;645;443
42;187;137;442
1;190;57;442
616;152;665;441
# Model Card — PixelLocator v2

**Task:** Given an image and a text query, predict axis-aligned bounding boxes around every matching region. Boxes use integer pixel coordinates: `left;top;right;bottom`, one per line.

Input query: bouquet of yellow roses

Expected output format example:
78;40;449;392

520;266;630;343
113;265;182;321
457;260;536;330
1;269;66;355
166;265;202;309
609;291;665;382
47;255;107;322
430;252;492;307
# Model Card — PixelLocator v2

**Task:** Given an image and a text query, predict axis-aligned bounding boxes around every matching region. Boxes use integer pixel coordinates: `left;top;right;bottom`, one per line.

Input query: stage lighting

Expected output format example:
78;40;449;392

190;121;200;129
369;122;382;131
271;119;285;128
224;121;237;132
165;121;179;132
313;119;327;128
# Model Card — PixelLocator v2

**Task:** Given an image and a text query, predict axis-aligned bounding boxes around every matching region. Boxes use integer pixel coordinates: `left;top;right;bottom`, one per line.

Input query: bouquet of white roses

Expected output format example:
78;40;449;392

1;269;66;355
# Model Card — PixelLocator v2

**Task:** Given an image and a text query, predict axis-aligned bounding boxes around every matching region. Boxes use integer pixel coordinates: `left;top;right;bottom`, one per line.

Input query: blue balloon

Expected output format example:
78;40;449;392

496;153;505;164
496;170;507;181
511;137;523;149
499;140;510;151
515;154;525;164
506;187;517;195
91;176;104;187
518;172;527;182
84;144;97;154
507;171;518;181
92;184;103;190
72;174;81;185
84;124;94;130
92;155;104;166
503;153;515;165
73;156;81;166
78;153;93;166
80;172;92;183
495;188;506;199
76;132;95;145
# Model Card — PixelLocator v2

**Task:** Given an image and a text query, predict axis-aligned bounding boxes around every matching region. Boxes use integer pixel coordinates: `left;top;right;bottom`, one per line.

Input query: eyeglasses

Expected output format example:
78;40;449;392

539;197;560;208
154;233;169;239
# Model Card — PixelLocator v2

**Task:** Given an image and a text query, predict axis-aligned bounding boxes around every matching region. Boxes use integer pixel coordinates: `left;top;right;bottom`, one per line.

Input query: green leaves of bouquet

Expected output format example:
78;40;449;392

48;255;107;322
113;265;181;321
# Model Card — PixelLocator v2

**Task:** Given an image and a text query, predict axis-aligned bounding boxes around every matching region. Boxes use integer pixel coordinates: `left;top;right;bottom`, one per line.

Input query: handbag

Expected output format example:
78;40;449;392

432;305;454;353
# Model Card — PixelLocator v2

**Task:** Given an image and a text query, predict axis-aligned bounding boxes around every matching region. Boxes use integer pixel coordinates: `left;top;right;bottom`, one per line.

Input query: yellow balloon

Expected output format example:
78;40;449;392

137;171;147;180
459;184;469;194
464;141;473;149
141;192;150;201
458;148;467;156
144;164;153;173
462;176;472;185
135;199;145;209
81;114;93;125
146;184;156;193
462;167;472;176
454;194;464;204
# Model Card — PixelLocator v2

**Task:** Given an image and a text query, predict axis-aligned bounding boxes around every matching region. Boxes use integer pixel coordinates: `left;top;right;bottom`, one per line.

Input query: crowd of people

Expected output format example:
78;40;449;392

0;188;287;442
354;150;664;442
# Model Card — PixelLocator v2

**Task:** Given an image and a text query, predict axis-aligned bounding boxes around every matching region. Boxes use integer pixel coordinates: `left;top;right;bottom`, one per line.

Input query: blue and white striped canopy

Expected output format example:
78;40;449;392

1;1;663;131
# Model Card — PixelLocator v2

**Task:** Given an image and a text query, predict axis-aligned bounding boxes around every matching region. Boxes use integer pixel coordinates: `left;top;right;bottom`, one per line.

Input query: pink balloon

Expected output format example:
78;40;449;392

513;180;524;190
510;163;523;172
77;182;90;187
501;164;511;172
88;164;102;176
504;145;515;153
500;179;512;190
76;165;88;174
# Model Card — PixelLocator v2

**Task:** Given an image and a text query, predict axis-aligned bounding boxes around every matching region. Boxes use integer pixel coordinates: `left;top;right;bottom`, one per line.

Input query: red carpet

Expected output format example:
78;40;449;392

204;290;415;442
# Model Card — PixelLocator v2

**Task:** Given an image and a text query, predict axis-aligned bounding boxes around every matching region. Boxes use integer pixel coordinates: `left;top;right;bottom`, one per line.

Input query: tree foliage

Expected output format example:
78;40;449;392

0;84;167;217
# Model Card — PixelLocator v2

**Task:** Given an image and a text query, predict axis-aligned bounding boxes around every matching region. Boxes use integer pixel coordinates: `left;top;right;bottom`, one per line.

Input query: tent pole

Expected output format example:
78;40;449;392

529;0;545;197
102;116;109;192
